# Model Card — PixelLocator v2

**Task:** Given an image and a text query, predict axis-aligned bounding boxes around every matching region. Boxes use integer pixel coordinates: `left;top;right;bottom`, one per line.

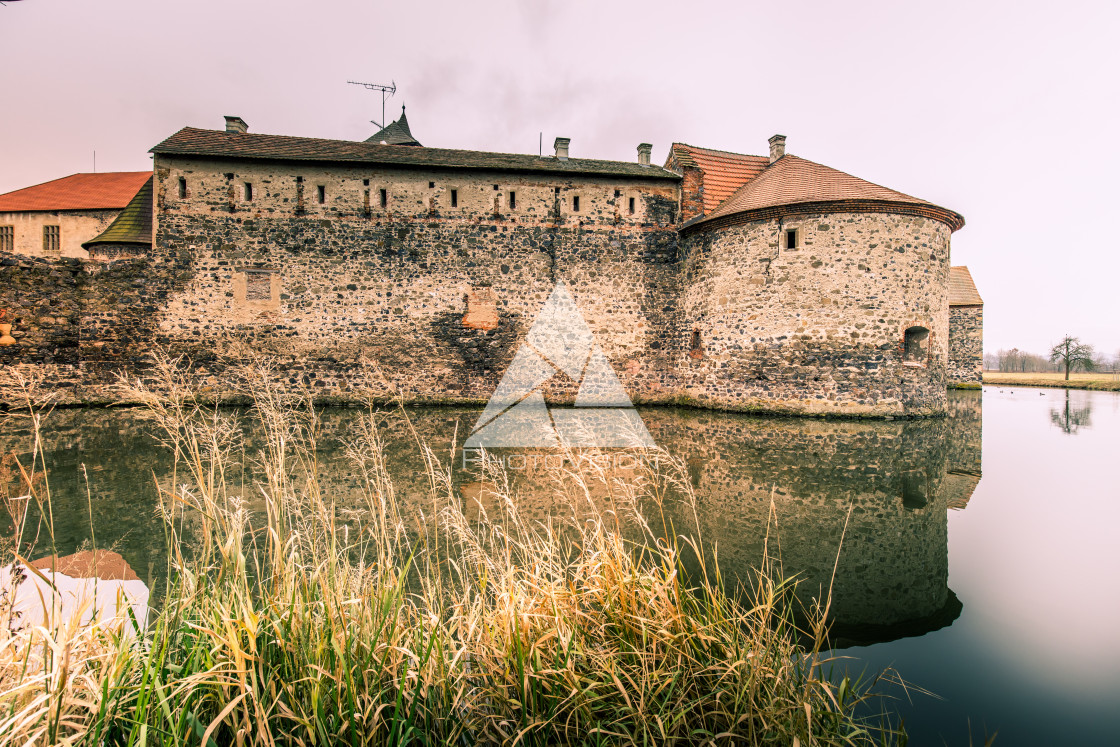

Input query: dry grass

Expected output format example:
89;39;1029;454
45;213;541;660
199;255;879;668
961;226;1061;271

982;371;1120;391
0;356;909;746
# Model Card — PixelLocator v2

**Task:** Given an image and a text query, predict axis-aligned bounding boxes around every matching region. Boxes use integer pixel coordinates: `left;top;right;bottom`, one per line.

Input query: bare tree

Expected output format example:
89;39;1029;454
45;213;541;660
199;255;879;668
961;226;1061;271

1049;335;1095;380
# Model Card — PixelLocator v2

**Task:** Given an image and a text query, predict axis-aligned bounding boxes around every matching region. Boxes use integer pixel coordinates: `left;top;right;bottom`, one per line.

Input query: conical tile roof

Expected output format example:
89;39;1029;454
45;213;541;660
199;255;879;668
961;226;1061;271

688;154;964;232
82;176;153;250
364;106;422;146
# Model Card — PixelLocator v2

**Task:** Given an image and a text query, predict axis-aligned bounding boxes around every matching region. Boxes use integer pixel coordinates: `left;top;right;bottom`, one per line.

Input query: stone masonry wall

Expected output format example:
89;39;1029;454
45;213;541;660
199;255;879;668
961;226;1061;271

0;249;197;404
948;305;983;387
147;156;683;405
678;212;953;416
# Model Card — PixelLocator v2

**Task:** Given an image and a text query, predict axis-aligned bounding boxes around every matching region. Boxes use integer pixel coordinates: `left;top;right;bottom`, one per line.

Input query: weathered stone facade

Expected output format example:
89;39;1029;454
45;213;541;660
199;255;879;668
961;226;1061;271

678;213;951;416
0;124;978;417
948;305;983;387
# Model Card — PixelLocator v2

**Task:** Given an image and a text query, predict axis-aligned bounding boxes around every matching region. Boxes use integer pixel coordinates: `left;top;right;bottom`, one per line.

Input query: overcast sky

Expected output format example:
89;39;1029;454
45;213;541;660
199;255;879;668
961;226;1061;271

1;0;1117;356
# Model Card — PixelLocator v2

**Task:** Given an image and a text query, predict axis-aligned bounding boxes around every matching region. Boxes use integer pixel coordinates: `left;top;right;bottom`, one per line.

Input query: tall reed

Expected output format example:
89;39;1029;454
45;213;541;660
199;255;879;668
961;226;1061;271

0;356;907;746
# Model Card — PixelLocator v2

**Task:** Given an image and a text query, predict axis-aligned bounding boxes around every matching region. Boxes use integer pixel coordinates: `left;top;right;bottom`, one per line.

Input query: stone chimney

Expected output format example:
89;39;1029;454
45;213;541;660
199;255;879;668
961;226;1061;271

553;137;570;161
224;116;248;134
637;143;652;167
768;134;786;163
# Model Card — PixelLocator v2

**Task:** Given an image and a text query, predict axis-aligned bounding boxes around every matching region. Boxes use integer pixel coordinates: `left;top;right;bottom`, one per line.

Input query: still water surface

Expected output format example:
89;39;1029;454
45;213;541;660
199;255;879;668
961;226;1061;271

1;388;1117;744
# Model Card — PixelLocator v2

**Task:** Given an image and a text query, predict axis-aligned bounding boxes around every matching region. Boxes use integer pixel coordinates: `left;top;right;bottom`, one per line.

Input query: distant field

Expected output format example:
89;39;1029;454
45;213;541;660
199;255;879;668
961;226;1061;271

982;371;1120;391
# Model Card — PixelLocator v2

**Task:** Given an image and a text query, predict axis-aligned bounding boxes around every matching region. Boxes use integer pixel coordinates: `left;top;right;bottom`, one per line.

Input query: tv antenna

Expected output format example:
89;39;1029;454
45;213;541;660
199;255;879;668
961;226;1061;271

348;80;396;130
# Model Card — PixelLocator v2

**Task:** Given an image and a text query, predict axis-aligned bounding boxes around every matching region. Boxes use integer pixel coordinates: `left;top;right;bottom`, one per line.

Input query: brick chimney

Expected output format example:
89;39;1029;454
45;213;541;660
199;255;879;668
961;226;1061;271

637;143;652;167
224;116;248;134
768;134;786;163
553;137;570;161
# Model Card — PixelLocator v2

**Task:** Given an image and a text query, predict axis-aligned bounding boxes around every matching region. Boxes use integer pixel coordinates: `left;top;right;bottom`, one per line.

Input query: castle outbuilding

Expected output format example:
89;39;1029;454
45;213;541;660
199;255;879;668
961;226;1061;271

0;172;152;259
0;112;981;416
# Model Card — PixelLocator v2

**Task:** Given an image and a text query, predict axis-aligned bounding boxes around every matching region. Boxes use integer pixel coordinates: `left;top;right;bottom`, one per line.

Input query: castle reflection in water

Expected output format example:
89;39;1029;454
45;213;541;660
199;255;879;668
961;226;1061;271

0;392;982;648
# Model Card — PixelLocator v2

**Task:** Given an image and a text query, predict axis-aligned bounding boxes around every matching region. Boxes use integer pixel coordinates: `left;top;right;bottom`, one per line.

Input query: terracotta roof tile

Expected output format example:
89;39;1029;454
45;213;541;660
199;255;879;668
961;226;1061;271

693;154;964;231
152;128;680;181
949;266;983;306
667;144;769;214
0;172;152;212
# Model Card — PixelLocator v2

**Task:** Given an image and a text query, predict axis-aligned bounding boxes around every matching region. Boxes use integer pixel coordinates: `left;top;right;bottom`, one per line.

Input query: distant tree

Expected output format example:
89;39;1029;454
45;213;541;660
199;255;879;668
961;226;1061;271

1049;336;1096;380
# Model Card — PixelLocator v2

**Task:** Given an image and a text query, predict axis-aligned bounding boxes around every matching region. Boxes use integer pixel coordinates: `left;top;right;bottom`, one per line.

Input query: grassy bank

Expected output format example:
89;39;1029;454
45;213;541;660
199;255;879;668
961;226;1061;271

1;360;909;746
982;371;1120;391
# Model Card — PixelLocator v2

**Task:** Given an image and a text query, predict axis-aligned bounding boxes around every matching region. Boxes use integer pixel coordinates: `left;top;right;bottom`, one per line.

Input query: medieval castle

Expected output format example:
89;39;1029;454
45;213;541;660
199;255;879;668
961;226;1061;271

0;109;983;416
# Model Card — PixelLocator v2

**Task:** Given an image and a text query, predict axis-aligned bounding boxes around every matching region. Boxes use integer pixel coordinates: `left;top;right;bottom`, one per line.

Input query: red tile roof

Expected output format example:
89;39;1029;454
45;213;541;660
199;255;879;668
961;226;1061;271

0;172;153;212
689;154;964;232
667;144;769;215
949;266;983;306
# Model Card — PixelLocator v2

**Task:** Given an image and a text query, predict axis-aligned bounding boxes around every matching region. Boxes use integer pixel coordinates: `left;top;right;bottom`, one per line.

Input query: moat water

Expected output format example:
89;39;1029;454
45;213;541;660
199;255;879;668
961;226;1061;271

1;388;1118;744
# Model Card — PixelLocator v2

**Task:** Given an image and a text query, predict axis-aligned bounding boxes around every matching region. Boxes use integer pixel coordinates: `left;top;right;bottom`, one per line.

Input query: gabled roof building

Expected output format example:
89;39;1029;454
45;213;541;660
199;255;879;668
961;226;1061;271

0;172;152;258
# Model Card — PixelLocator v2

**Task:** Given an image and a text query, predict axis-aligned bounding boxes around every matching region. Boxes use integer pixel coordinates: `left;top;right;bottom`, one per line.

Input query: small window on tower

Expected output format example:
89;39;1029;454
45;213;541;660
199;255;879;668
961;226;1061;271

628;197;635;214
380;189;388;208
614;189;621;198
429;181;435;189
493;184;499;191
903;326;931;366
572;195;580;212
509;191;516;209
451;189;458;207
317;185;326;204
243;182;253;201
178;177;187;199
786;229;798;249
363;178;370;186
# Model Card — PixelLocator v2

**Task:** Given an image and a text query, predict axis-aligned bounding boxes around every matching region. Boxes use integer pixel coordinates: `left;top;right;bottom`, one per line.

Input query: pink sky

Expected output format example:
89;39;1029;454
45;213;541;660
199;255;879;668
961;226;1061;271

1;0;1117;355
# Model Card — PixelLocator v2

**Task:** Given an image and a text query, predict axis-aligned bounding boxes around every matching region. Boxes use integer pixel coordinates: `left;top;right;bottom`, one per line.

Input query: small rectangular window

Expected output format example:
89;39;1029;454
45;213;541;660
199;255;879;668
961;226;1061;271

572;195;580;212
628;197;635;214
317;185;326;204
178;177;186;199
379;188;388;208
429;181;435;189
243;182;253;201
363;178;370;186
0;226;13;253
786;229;798;249
509;191;516;209
245;271;272;301
614;189;621;198
554;186;560;195
451;189;458;207
43;225;60;253
493;184;499;191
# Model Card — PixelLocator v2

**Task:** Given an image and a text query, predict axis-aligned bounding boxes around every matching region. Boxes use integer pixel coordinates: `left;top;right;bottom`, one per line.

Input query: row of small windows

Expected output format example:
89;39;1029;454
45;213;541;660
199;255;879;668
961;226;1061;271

174;176;635;214
0;226;61;253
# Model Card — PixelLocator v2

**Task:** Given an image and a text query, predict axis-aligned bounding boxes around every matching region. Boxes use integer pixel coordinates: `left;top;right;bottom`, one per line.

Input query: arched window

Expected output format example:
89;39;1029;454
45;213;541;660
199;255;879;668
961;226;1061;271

903;326;930;366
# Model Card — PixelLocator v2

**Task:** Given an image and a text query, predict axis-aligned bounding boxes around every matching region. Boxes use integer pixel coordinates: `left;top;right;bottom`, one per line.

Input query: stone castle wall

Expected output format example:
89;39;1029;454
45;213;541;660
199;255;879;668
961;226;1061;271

948;305;983;387
678;212;952;416
145;157;684;404
2;154;965;417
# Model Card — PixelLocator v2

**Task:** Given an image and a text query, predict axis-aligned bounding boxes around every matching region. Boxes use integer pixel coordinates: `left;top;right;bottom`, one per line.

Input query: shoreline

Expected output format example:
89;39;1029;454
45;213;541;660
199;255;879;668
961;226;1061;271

982;373;1120;392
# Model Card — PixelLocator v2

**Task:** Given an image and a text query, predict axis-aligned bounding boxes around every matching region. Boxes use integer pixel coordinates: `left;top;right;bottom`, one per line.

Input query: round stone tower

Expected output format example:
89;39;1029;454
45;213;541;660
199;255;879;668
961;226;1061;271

676;143;965;417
